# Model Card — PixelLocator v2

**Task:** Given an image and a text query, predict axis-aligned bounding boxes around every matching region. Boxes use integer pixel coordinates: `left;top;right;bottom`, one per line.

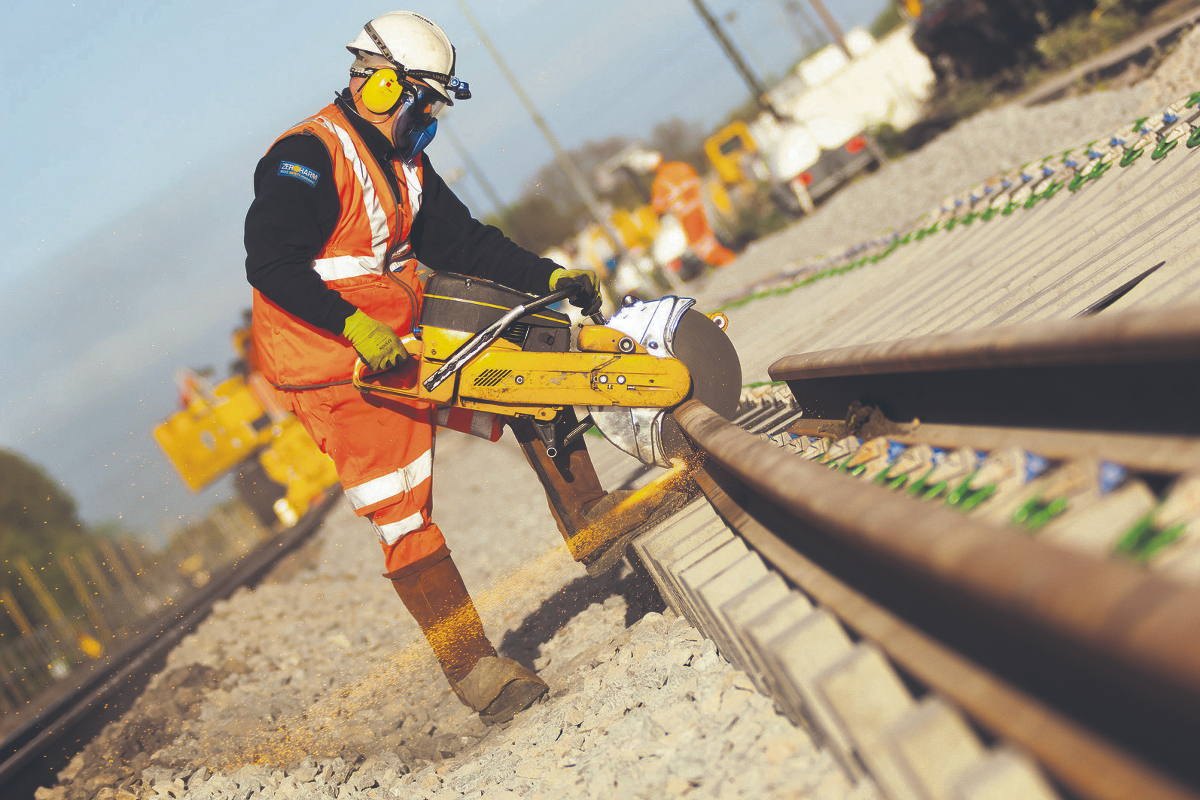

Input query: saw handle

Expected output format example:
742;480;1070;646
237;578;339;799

422;285;581;393
351;334;423;396
525;285;581;313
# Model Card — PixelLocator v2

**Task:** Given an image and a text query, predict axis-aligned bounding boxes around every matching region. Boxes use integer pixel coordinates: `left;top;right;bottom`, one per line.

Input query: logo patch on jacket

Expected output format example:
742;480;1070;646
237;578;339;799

278;161;320;188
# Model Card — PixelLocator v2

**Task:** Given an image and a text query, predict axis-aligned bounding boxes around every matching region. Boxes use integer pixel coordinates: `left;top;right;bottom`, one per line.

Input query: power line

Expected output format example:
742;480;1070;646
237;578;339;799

777;0;825;54
454;0;632;260
686;0;784;120
442;125;531;244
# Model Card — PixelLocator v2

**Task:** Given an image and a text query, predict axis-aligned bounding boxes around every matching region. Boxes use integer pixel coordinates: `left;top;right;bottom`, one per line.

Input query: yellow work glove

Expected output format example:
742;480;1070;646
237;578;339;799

549;267;602;316
342;309;409;371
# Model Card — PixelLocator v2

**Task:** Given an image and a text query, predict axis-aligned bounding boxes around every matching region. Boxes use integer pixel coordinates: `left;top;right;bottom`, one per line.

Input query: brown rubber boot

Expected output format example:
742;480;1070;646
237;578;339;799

458;656;550;725
511;412;681;573
389;548;547;722
510;410;607;548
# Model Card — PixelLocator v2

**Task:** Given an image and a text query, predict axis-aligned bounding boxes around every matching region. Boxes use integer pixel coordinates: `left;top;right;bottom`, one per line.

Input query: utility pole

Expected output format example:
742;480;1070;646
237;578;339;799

806;0;852;59
454;0;630;260
687;0;784;120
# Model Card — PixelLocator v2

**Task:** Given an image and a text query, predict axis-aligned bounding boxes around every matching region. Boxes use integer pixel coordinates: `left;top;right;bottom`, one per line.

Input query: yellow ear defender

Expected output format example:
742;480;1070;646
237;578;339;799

361;68;406;114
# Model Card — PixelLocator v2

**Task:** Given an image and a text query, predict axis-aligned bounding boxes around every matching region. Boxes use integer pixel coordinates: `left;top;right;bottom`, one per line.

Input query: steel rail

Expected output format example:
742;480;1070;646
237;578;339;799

673;399;1200;800
0;498;336;798
768;304;1200;435
770;303;1200;376
687;458;1191;800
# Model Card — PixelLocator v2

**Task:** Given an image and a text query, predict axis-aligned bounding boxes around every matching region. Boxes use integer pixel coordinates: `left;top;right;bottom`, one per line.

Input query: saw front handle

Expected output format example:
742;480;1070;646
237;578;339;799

351;333;424;398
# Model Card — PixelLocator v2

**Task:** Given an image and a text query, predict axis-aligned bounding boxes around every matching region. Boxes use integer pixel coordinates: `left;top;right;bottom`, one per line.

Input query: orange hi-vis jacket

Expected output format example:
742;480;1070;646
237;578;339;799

650;161;704;219
249;101;483;574
650;161;736;267
251;101;426;390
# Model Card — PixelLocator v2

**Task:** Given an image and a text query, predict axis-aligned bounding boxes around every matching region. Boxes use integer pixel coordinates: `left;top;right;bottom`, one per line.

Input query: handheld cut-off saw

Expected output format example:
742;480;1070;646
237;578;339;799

351;272;741;467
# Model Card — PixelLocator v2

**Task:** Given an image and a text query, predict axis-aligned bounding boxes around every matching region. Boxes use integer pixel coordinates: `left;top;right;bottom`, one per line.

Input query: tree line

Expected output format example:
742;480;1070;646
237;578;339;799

0;448;140;637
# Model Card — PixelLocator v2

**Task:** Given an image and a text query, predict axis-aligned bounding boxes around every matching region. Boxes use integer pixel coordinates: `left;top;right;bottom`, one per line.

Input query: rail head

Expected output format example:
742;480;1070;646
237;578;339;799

672;399;1200;718
768;303;1200;381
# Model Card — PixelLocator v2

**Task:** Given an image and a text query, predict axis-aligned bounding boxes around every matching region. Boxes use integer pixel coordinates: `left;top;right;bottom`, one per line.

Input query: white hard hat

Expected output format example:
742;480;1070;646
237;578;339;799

347;11;466;104
635;150;663;173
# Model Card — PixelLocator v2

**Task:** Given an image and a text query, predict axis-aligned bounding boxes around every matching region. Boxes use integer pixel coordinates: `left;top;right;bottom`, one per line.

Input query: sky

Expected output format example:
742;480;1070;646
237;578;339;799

0;0;887;542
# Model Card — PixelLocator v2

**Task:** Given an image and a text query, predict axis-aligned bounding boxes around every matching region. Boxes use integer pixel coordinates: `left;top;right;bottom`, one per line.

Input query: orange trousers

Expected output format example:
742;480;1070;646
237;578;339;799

679;207;736;267
283;382;445;574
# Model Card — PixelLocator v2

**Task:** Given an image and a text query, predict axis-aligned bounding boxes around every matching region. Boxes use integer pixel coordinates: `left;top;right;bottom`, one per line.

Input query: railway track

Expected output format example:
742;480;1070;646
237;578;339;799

0;499;336;800
627;90;1200;800
637;310;1200;800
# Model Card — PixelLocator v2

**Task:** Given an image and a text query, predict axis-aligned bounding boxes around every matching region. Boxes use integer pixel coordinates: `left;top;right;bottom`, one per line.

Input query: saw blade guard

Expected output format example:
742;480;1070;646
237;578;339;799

588;296;739;467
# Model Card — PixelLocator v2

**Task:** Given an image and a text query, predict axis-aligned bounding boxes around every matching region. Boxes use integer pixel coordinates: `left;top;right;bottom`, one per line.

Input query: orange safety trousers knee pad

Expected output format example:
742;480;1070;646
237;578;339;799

280;381;447;573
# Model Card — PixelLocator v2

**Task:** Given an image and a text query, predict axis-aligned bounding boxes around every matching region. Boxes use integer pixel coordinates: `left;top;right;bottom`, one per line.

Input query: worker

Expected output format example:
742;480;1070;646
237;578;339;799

244;11;658;725
649;156;738;267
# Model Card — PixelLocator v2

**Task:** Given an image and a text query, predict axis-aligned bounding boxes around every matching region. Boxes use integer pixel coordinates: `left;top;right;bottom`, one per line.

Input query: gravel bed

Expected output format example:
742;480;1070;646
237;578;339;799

35;34;1200;800
38;434;848;800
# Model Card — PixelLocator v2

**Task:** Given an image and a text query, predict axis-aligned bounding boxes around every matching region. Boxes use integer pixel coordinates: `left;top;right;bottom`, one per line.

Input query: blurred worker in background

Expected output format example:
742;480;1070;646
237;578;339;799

649;155;738;267
243;11;648;725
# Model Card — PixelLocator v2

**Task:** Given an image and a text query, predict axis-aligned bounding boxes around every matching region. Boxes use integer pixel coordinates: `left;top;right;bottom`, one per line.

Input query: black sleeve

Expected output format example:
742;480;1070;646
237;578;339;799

244;134;358;334
409;153;561;295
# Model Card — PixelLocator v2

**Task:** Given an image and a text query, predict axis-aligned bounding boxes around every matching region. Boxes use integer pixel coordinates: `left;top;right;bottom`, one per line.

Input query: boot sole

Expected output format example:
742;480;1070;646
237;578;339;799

478;678;549;725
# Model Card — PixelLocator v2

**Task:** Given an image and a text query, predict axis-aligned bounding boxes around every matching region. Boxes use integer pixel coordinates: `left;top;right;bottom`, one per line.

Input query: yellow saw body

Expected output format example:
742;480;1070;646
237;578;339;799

353;273;740;466
355;325;690;420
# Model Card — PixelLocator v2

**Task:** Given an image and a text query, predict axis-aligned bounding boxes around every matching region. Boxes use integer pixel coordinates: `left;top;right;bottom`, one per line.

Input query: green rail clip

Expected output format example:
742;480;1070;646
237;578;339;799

1012;496;1068;530
1151;138;1178;160
956;484;996;512
1114;510;1187;563
1038;180;1064;203
904;468;936;496
1119;147;1144;167
943;472;980;506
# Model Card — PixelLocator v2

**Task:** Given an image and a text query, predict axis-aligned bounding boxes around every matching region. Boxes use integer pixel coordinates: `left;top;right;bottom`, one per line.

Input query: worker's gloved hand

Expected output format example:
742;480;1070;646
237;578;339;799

343;309;409;371
550;267;602;316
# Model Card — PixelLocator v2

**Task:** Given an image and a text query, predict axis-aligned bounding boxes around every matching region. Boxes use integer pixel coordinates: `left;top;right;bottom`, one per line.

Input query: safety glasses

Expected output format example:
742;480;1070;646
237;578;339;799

389;80;444;162
404;81;448;121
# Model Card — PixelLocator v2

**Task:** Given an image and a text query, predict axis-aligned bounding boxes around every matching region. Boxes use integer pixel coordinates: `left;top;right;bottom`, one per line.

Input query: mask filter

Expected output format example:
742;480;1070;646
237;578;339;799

390;87;443;162
398;118;437;161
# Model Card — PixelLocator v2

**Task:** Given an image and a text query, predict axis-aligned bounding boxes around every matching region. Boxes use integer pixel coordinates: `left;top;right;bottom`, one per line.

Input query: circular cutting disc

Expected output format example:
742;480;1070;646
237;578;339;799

660;308;741;459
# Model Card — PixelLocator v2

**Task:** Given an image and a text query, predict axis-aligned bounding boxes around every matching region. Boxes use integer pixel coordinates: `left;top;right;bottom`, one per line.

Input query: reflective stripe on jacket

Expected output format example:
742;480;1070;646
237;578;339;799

252;102;426;388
